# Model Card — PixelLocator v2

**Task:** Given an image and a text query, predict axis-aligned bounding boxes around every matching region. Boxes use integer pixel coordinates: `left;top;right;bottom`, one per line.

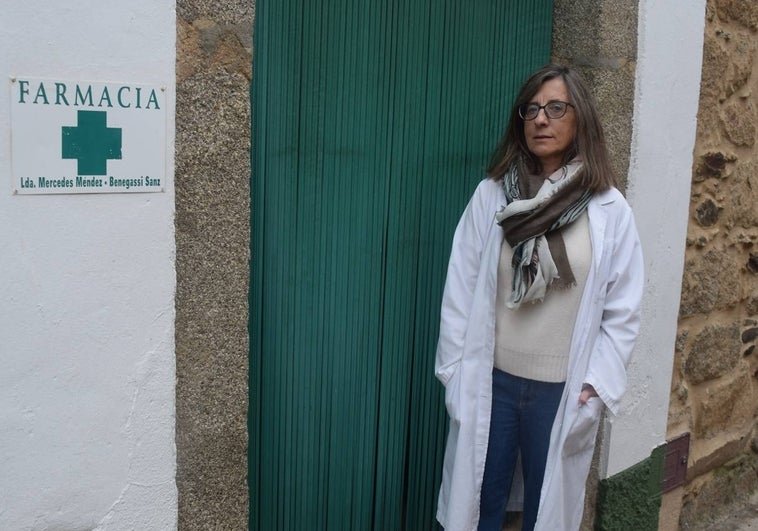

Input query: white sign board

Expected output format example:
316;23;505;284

9;77;167;194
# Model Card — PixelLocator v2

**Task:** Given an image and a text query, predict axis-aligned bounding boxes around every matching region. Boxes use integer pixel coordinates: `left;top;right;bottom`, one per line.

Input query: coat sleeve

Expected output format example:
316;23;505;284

584;203;644;415
435;180;495;385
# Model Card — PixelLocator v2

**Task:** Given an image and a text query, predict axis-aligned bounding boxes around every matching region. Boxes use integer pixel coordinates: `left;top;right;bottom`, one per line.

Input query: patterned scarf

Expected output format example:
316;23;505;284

495;159;592;309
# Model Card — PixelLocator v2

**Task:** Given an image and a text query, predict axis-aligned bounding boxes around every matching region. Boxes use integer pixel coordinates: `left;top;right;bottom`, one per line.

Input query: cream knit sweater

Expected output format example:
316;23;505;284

494;211;592;382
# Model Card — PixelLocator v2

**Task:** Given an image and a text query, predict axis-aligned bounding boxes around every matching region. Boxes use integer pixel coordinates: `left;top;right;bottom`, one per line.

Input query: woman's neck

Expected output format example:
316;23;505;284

540;161;561;177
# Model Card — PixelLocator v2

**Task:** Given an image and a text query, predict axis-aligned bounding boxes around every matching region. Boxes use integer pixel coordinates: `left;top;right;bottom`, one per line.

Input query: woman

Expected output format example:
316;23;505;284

434;64;644;531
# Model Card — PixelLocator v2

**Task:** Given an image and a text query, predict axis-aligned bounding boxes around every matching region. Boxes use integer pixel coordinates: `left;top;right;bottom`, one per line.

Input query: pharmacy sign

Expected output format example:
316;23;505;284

10;77;167;194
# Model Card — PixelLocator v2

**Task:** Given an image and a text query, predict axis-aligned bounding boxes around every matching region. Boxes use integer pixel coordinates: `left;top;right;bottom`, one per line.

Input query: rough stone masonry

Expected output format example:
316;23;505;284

670;0;758;528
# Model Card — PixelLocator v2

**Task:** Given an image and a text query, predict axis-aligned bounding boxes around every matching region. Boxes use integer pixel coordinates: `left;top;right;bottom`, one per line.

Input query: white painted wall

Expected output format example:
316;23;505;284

0;2;177;529
601;0;706;478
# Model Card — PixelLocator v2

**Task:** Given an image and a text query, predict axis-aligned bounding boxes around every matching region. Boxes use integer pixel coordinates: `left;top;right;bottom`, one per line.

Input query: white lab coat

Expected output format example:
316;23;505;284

435;178;643;531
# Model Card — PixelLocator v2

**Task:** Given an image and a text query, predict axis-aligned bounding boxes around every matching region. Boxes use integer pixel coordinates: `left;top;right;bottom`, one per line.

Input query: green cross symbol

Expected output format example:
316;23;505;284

62;110;122;175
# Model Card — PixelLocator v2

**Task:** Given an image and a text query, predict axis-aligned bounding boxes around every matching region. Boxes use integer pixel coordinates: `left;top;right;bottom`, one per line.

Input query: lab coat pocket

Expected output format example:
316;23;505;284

443;361;463;424
562;398;602;457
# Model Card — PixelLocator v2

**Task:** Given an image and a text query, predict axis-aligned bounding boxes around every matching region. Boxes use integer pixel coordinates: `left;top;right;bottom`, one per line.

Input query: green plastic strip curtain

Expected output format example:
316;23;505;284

250;1;553;529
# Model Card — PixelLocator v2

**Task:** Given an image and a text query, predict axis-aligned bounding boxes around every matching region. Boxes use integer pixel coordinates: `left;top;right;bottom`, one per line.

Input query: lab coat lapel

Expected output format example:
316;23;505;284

588;191;614;269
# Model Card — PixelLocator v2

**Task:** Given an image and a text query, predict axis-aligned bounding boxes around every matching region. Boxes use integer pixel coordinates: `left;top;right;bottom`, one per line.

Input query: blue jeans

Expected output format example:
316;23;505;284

478;369;564;531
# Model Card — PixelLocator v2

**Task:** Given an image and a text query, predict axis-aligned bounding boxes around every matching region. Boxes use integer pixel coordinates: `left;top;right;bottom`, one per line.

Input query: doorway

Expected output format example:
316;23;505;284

250;1;553;528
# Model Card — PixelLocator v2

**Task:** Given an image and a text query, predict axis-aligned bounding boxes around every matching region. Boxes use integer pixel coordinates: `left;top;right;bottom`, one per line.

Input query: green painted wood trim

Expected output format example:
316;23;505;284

595;445;666;531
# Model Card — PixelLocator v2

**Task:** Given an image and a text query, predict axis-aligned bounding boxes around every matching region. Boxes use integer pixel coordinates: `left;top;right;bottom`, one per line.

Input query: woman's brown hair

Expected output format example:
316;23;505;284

487;64;616;192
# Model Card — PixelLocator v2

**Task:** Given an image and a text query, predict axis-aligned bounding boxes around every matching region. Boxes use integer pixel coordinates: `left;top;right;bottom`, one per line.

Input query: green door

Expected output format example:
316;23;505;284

250;1;553;529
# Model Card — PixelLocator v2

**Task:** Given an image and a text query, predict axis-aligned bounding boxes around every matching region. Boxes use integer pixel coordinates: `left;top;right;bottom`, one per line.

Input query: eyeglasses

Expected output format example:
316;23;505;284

518;101;574;120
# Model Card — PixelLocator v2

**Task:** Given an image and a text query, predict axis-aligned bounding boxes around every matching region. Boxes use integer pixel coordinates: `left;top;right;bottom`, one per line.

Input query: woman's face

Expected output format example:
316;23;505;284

524;77;576;175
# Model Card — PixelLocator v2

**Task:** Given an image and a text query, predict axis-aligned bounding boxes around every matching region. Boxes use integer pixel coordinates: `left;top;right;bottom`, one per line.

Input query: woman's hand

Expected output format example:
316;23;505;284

579;383;598;405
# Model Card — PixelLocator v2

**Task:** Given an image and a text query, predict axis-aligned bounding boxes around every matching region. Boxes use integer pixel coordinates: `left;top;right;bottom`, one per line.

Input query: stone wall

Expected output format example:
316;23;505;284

175;1;254;529
667;1;758;528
